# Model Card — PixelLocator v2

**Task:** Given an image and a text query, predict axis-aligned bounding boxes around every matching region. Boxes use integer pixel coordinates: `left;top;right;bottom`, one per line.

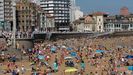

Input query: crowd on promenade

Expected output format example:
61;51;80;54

0;36;133;75
1;30;33;39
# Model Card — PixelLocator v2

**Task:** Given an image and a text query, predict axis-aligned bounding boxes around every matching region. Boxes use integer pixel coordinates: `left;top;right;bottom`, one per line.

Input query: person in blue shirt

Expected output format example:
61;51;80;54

53;61;58;72
80;60;85;71
12;69;16;75
12;55;16;65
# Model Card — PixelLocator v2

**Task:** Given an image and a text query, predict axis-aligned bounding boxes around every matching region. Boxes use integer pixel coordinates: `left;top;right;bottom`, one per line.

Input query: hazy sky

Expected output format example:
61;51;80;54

76;0;133;14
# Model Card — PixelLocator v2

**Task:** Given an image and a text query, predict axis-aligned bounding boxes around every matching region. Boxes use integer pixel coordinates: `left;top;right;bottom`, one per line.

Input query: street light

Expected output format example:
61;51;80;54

1;22;4;30
12;0;16;48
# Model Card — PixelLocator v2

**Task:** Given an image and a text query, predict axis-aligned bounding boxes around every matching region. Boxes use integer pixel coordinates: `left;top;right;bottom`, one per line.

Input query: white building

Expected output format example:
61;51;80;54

39;11;46;31
70;0;83;22
93;16;104;32
104;15;133;32
39;13;55;32
46;15;55;32
74;7;83;20
90;12;108;32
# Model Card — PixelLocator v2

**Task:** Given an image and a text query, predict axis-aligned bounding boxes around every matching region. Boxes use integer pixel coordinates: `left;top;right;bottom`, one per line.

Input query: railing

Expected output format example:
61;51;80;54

1;30;95;39
93;31;115;37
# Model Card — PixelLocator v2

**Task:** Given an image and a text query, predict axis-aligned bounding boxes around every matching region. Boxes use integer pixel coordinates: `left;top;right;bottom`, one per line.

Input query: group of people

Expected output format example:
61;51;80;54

16;31;33;39
1;30;33;39
0;36;133;75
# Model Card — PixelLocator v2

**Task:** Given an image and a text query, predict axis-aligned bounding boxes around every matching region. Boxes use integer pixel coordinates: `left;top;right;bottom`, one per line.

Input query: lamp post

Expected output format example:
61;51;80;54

45;14;47;32
1;22;4;30
12;0;16;48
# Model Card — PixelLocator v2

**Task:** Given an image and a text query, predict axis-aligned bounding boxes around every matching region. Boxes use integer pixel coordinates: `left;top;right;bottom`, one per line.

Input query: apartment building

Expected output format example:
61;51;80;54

39;0;70;31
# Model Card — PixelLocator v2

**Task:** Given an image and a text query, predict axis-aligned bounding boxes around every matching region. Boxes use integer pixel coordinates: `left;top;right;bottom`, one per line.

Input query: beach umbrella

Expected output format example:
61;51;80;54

65;67;77;73
51;47;56;52
67;47;73;51
28;48;32;52
96;50;105;53
38;55;45;60
70;52;77;57
62;45;66;48
127;66;133;71
125;55;133;59
64;56;73;60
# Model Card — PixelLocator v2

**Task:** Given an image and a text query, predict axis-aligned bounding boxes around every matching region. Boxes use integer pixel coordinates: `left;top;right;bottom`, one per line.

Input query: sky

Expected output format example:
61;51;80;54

76;0;133;15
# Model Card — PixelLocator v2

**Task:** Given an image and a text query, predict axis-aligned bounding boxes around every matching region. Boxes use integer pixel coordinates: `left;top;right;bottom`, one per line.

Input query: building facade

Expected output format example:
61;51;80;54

38;10;46;31
0;0;13;30
46;15;55;32
73;15;95;32
0;0;4;29
104;7;133;32
74;7;83;20
39;0;70;31
84;16;95;32
104;15;133;32
72;8;133;32
90;12;108;32
73;12;108;32
16;0;39;32
37;6;55;32
0;0;4;21
70;0;83;22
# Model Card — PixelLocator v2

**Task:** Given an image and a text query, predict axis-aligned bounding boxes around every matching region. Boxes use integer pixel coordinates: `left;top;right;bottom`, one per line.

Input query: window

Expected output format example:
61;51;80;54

22;7;24;10
99;19;101;21
26;7;28;10
130;29;133;31
115;24;120;27
22;26;24;30
130;24;133;27
99;26;101;29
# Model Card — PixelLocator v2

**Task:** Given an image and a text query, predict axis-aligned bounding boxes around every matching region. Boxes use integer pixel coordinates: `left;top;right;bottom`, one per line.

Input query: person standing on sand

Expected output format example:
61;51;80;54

12;69;17;75
53;61;58;72
15;66;20;75
80;60;85;71
16;42;20;50
12;55;16;65
21;65;26;75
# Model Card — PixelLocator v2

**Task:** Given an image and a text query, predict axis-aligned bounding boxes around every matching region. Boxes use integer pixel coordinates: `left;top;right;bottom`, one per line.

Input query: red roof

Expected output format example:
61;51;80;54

91;11;108;16
121;7;128;10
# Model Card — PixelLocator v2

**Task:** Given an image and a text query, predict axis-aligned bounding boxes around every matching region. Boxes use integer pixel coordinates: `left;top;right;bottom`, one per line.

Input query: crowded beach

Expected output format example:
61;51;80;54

0;36;133;75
